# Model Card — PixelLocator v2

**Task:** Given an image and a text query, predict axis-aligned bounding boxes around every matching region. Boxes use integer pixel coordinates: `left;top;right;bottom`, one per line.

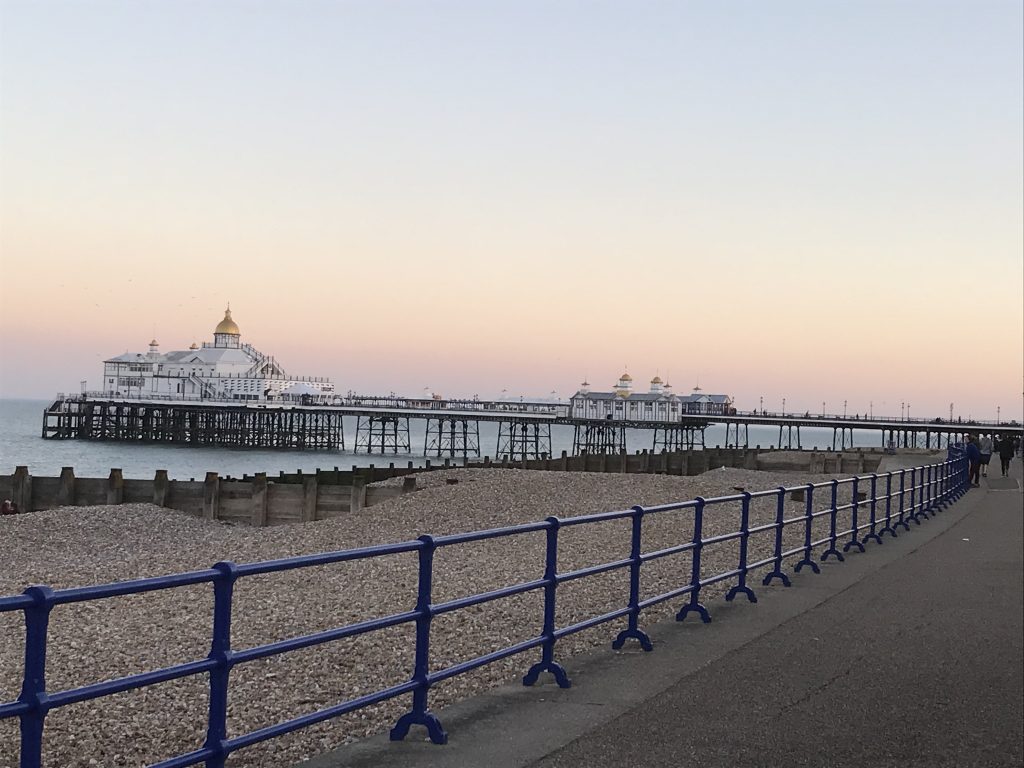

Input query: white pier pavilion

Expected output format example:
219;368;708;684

569;372;734;421
100;308;334;401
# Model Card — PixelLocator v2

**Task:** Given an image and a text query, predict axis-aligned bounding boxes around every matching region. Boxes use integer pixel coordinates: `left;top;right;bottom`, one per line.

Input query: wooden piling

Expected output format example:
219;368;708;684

252;473;269;527
13;466;32;512
153;470;170;507
107;469;124;505
204;472;220;520
301;475;317;523
350;475;367;513
57;467;75;507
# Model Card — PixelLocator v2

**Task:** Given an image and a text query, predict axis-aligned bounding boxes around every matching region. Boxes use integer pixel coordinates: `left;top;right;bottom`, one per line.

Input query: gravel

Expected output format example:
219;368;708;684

0;463;931;768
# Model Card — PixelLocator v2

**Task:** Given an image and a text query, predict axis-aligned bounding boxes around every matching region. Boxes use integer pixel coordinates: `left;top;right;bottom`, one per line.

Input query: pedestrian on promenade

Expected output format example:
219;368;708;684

965;435;981;487
978;433;994;477
996;434;1015;477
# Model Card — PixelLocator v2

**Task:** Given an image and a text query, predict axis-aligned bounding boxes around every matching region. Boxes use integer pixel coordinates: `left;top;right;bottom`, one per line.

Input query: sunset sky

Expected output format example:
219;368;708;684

1;0;1021;421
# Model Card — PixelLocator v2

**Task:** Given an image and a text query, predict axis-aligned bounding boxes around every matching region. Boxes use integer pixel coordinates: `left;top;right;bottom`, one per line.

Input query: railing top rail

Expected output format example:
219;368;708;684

49;568;220;606
559;507;635;527
233;539;424;577
432;520;551;547
0;594;34;613
637;498;700;514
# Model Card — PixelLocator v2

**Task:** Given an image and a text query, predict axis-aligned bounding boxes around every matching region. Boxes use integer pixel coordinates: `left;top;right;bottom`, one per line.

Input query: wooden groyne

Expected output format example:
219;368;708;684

1;448;885;526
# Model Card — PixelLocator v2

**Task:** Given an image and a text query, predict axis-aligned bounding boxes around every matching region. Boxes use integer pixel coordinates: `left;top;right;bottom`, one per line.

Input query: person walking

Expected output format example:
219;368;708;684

996;433;1015;477
965;435;981;487
978;432;994;477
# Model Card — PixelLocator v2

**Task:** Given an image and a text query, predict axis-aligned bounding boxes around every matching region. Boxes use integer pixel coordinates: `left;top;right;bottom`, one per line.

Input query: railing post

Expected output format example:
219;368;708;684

863;474;882;545
19;584;54;768
727;493;759;600
676;498;711;622
920;464;931;516
895;469;910;531
794;484;820;573
926;464;938;514
763;488;792;586
821;480;844;562
907;467;921;524
917;466;932;520
526;517;574;681
391;535;447;744
204;561;237;768
843;477;865;553
879;472;897;538
957;453;968;496
613;507;654;650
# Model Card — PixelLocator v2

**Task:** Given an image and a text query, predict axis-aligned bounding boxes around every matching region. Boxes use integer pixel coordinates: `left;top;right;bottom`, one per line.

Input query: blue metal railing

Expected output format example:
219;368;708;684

1;450;968;767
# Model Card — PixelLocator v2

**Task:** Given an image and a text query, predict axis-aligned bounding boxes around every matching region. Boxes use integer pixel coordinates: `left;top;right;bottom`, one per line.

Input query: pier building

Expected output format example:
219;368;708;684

569;373;734;421
101;307;334;401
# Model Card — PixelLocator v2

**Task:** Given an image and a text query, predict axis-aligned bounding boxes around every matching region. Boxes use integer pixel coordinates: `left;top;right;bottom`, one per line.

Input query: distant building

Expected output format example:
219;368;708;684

569;372;733;421
101;307;334;401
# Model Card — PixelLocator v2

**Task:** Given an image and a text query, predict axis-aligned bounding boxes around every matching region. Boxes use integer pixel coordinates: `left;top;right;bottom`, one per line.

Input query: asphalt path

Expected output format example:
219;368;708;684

306;463;1023;768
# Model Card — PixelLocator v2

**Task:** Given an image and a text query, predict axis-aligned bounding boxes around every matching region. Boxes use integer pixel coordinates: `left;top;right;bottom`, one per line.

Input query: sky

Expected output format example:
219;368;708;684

1;0;1021;422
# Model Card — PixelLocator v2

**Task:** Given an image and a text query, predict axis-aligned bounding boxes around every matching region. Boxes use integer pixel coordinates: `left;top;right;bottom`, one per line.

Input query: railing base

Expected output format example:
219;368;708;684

794;557;820;574
725;584;757;603
676;601;711;623
612;627;653;652
390;710;448;745
523;660;571;688
762;570;791;587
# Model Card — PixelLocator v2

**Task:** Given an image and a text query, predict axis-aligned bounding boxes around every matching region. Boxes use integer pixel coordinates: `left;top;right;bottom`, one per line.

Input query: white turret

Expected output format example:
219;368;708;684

615;371;633;395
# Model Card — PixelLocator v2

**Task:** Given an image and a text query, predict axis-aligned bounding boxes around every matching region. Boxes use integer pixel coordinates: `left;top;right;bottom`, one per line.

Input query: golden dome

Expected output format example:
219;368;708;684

651;376;663;384
620;372;633;381
215;307;240;336
189;342;199;350
149;339;159;347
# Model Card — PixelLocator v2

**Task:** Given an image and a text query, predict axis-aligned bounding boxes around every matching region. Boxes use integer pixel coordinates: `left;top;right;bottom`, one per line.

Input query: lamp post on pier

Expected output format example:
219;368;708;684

760;396;763;415
907;402;911;421
950;402;954;422
997;406;1000;424
843;400;847;418
822;401;825;417
869;401;873;419
901;401;905;421
782;398;786;416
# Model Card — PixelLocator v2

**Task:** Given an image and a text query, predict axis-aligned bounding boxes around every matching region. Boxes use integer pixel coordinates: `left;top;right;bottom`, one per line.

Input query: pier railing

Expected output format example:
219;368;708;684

0;451;968;767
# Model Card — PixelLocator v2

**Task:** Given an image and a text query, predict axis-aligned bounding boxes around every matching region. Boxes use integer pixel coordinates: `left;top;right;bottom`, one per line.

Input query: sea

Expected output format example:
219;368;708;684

0;399;887;481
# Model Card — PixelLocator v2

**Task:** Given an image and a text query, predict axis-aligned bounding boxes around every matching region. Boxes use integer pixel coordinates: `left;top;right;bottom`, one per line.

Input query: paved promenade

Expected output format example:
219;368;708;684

307;461;1023;768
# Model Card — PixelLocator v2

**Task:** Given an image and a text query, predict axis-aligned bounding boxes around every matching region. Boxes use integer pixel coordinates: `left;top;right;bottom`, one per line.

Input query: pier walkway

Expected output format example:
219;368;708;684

307;460;1023;768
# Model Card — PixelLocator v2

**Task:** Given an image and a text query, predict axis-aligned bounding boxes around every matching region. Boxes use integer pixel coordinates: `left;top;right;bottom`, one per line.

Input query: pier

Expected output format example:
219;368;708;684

41;394;1017;460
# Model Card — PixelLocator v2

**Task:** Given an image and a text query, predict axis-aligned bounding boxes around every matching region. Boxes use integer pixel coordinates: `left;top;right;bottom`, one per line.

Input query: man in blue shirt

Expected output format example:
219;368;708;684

965;435;981;487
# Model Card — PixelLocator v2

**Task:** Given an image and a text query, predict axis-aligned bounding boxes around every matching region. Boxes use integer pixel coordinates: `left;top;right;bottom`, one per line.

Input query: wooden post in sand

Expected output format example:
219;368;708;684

107;468;124;505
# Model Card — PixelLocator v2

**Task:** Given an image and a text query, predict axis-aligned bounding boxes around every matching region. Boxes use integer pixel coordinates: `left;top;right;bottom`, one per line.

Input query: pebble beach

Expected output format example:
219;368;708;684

2;465;895;768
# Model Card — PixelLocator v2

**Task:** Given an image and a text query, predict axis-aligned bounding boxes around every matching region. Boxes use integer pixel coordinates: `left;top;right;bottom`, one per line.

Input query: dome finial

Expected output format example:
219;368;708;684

214;305;241;340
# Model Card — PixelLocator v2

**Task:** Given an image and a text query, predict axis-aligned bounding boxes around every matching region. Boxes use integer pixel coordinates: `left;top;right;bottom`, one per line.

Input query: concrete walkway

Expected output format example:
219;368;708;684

305;461;1023;768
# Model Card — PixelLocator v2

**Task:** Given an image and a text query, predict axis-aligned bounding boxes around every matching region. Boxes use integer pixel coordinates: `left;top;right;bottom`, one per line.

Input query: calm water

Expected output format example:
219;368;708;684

1;399;884;480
